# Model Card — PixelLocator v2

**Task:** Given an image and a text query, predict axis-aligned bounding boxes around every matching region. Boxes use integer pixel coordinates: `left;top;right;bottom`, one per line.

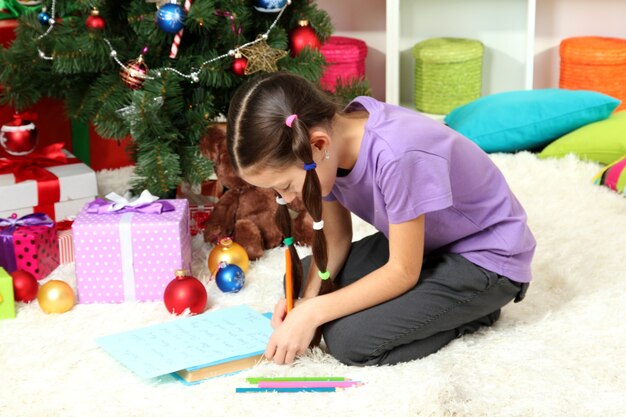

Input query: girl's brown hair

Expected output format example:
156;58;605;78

226;73;339;343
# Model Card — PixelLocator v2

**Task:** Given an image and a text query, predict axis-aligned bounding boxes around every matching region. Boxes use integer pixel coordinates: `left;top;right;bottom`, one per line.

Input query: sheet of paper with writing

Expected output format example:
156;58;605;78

96;305;272;379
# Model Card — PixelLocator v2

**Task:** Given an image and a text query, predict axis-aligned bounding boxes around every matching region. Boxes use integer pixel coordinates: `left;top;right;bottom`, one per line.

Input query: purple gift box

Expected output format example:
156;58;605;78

73;195;191;304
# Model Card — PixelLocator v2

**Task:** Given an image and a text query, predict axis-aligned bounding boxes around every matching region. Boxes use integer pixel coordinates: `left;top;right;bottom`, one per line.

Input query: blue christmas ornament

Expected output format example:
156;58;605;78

155;3;186;34
253;0;288;13
215;263;246;293
38;10;51;25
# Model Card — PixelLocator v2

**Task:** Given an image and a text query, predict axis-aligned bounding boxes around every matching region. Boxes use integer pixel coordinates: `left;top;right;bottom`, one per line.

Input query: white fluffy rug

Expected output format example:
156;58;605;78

1;153;625;417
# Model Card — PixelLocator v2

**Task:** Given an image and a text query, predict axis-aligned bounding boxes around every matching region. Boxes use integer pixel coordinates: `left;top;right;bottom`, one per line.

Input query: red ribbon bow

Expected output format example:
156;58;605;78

0;142;78;207
55;219;74;232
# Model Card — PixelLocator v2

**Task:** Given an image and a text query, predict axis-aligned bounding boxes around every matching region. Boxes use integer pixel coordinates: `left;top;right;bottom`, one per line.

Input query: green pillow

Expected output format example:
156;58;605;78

538;111;626;164
444;89;620;153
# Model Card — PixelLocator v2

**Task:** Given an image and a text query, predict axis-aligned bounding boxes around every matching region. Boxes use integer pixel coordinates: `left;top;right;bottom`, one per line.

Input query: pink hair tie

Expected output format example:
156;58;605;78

285;114;298;128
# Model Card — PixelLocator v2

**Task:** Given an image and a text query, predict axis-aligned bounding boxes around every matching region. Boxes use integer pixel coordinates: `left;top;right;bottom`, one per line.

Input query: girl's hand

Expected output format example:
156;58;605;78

265;300;317;364
271;298;287;329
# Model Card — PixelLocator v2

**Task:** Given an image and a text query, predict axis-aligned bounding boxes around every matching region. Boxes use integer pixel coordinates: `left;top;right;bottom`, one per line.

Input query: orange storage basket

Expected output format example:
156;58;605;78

560;36;626;111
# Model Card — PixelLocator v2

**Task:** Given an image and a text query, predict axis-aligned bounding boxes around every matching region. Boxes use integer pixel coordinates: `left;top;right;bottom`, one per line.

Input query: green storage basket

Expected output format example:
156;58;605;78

413;37;484;115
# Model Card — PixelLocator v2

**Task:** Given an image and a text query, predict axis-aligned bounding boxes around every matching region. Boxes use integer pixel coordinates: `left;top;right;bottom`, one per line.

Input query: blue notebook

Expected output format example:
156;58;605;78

96;305;272;382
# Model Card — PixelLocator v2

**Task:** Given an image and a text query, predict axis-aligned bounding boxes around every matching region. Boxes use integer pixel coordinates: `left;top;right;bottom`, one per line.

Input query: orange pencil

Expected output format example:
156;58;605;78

285;248;294;313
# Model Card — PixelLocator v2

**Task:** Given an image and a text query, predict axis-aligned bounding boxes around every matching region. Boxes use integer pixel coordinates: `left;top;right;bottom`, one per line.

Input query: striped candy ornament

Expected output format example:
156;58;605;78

169;0;193;59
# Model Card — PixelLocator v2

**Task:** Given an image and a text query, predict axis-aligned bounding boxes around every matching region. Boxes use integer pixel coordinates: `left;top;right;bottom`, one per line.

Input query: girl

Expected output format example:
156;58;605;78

226;72;535;366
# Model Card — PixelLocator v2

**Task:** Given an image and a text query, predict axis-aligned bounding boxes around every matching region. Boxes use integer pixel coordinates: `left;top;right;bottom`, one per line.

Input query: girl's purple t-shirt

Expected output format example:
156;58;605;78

324;97;536;283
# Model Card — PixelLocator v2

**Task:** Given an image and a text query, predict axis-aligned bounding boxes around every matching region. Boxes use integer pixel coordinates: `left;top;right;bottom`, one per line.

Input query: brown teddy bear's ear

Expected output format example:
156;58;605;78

199;123;227;160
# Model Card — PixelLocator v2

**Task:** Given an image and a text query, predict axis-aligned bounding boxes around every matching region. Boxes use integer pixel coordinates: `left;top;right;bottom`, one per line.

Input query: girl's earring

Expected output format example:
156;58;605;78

324;149;330;160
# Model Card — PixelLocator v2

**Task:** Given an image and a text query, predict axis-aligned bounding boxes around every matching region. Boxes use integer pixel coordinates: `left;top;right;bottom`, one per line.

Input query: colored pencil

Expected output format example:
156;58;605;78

258;381;361;389
246;377;350;384
285;248;293;313
236;387;337;393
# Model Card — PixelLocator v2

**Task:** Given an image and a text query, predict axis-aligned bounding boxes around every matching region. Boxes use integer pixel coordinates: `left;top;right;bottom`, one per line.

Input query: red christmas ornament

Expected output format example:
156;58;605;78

0;113;38;156
232;52;248;76
85;8;106;31
11;270;39;303
120;56;148;90
163;269;208;315
288;20;321;57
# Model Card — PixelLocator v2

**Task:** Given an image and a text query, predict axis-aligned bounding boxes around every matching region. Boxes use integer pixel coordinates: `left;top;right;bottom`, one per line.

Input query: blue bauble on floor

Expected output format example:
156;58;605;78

215;264;246;293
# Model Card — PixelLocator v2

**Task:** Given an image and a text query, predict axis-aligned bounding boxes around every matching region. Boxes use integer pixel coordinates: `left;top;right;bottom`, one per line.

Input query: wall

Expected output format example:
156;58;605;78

534;0;626;89
317;0;626;100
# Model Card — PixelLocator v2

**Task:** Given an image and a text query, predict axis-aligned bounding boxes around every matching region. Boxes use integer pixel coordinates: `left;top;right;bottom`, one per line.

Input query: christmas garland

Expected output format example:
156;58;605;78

36;0;293;83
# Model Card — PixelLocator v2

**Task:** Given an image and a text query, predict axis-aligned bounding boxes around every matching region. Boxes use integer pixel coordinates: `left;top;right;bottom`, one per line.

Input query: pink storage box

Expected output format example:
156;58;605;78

320;36;368;92
73;198;191;304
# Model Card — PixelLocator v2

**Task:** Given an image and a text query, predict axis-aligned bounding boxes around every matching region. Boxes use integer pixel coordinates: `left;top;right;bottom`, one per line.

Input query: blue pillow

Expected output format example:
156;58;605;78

444;89;621;153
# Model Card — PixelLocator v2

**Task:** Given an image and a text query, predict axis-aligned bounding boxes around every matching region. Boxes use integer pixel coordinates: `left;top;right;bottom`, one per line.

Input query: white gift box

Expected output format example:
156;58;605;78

0;150;97;220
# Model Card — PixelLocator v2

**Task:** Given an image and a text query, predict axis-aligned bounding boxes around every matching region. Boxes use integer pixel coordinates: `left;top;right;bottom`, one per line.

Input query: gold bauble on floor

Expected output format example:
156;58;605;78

37;280;75;314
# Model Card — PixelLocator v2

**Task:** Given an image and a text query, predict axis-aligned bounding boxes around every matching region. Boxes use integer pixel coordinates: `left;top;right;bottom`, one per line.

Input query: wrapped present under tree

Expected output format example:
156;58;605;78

0;266;15;320
0;213;59;280
73;192;191;304
0;142;97;220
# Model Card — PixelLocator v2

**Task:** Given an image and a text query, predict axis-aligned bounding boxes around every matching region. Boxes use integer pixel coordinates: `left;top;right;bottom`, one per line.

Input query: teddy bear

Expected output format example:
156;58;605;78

200;123;314;260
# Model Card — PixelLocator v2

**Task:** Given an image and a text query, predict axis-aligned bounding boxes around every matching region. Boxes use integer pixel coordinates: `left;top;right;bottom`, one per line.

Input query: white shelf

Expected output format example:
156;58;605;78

317;0;626;112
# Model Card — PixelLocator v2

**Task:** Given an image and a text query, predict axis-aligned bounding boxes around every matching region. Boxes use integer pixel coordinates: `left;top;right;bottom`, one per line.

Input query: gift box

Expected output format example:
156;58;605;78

56;219;74;264
0;266;15;320
0;19;17;46
0;213;60;280
0;143;97;221
189;204;214;236
73;194;192;304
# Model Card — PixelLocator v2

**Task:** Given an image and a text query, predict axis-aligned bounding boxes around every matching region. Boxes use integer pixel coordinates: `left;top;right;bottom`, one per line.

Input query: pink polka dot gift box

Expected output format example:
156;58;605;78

0;213;60;281
73;192;192;304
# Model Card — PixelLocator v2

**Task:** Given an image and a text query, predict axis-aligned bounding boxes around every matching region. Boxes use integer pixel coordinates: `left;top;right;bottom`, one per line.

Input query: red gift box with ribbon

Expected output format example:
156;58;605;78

189;204;214;236
0;213;60;280
0;143;97;220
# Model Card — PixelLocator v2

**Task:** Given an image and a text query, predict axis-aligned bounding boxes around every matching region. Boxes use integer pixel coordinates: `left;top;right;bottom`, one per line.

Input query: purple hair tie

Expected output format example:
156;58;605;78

285;114;298;128
303;162;317;171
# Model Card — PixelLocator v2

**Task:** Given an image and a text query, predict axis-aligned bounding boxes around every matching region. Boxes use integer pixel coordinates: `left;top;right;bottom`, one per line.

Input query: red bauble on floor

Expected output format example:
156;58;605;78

11;270;39;303
163;269;208;315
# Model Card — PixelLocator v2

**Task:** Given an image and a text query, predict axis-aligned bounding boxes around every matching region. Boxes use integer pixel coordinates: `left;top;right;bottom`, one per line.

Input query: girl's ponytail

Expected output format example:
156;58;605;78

227;72;340;347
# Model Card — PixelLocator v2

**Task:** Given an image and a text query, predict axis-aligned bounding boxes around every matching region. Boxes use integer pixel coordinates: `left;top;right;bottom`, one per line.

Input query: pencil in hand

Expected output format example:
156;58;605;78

285;248;294;313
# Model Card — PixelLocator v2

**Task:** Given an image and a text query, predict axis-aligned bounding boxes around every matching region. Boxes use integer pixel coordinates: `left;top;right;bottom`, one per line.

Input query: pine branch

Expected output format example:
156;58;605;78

334;78;372;106
131;141;182;197
1;0;336;192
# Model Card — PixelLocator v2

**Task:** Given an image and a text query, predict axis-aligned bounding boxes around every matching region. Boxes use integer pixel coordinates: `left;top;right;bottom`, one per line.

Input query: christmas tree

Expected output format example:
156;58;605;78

0;0;337;197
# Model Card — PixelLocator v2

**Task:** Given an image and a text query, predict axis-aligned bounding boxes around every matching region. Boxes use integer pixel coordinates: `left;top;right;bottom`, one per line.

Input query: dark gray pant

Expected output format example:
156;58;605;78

302;232;526;366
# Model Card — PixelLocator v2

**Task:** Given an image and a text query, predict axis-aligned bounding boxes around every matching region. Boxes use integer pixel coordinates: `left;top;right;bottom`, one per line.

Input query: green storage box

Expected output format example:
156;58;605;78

413;37;484;115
